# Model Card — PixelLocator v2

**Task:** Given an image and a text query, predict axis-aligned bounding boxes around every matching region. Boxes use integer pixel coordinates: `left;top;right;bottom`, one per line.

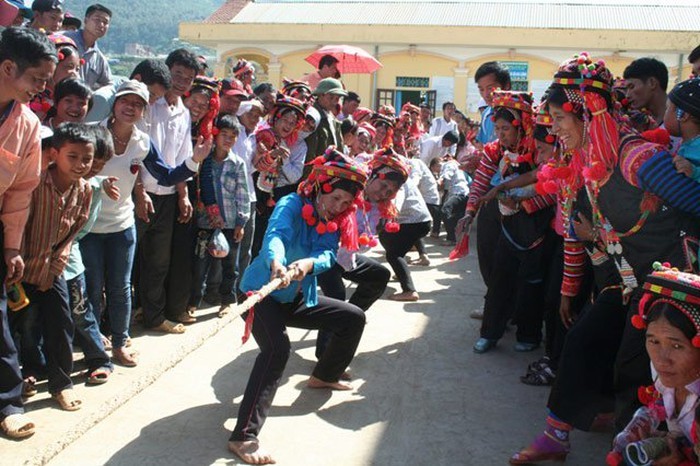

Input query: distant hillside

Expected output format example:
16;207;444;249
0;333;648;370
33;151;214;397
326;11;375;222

64;0;224;54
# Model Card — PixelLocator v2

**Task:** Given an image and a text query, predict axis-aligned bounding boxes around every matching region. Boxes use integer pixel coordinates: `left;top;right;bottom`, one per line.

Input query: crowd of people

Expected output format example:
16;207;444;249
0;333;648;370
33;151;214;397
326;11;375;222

1;1;700;465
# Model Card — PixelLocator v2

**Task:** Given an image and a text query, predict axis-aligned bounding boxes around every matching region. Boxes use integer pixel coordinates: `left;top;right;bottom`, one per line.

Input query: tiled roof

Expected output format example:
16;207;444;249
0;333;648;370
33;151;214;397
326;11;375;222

205;0;251;23
208;1;698;32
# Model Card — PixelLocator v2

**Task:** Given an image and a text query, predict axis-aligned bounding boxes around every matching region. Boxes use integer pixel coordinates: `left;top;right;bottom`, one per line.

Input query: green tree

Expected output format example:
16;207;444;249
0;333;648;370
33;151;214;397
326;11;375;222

65;0;223;54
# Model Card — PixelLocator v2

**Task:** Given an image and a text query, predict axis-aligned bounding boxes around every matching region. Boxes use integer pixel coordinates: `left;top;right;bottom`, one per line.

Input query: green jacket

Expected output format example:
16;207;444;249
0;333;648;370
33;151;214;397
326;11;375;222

303;102;344;178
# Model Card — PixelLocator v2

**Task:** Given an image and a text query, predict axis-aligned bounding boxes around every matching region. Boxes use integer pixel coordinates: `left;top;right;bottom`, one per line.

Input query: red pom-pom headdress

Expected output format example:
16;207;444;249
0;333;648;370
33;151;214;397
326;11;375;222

491;90;536;167
550;52;618;182
369;113;396;148
189;76;221;140
232;58;255;78
281;78;312;103
297;147;369;251
631;261;700;347
366;147;411;228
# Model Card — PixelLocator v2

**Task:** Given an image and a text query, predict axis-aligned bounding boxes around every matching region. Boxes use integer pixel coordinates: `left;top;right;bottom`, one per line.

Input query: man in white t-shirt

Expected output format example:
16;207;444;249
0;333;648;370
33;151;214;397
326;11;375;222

135;49;199;334
429;101;458;138
419;130;459;165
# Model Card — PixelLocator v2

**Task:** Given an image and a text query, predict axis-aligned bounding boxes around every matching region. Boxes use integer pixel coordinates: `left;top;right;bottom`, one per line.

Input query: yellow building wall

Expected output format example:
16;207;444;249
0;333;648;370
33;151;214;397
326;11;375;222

375;52;458;89
463;53;559;82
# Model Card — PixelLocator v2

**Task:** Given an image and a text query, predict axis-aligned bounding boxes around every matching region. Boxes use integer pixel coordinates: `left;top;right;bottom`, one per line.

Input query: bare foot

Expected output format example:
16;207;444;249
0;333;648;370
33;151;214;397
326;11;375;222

228;440;276;464
307;375;353;390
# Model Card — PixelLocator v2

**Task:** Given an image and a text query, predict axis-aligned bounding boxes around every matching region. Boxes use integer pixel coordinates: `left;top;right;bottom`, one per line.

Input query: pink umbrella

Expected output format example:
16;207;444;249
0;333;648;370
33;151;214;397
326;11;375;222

305;45;382;74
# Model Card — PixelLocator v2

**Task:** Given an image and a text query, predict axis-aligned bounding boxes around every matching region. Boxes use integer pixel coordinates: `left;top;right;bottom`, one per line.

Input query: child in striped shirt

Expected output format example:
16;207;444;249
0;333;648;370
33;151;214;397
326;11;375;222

20;123;94;412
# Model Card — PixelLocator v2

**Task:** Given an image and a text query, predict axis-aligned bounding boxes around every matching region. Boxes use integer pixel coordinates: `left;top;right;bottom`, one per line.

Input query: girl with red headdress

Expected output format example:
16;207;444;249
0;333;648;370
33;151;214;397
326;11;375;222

228;148;368;465
249;95;308;258
29;34;81;121
465;90;556;355
316;147;410;357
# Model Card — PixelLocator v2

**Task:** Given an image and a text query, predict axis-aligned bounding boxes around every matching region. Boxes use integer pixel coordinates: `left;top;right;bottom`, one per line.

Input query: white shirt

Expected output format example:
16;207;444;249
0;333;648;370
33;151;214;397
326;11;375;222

653;364;700;441
429;116;458;138
278;138;306;188
137;96;192;195
440;160;470;197
234;124;257;203
91;121;150;233
394;178;432;225
419;135;446;165
408;158;440;205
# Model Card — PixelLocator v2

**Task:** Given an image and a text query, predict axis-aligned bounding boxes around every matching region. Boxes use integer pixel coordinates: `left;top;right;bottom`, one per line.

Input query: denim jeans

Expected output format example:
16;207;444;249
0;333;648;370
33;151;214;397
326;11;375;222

7;297;45;378
67;273;112;371
0;226;25;418
190;229;240;308
24;279;74;395
80;225;136;349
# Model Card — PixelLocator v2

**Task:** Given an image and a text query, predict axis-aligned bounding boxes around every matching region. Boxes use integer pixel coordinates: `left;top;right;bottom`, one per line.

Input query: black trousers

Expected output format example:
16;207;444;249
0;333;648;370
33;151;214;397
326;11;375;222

230;295;365;441
166;219;196;317
475;199;501;309
137;193;195;326
24;278;74;395
541;236;594;370
0;225;24;419
441;194;468;242
137;193;177;327
480;231;546;344
379;221;431;293
316;255;390;357
548;288;626;430
415;203;441;255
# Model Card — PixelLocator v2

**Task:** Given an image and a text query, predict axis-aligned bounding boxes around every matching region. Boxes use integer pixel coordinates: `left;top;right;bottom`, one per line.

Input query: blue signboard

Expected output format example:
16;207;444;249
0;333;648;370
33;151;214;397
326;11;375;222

501;61;529;82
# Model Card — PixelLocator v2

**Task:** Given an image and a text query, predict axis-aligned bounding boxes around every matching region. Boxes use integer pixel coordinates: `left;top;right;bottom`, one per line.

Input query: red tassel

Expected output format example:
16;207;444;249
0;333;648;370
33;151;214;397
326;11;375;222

631;314;646;330
449;233;470;260
640;128;670;147
384;221;400;233
322;183;332;193
692;335;700;348
358;234;370;246
242;306;255;344
316;222;327;235
605;451;623;466
80;58;85;66
326;221;338;233
545;134;555;144
57;52;65;61
562;102;573;113
638;291;653;314
301;204;314;219
543;180;558;194
639;192;661;214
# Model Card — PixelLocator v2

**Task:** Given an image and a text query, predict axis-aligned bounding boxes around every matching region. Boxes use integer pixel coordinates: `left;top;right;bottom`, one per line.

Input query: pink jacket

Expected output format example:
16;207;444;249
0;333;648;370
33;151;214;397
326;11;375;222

0;102;42;250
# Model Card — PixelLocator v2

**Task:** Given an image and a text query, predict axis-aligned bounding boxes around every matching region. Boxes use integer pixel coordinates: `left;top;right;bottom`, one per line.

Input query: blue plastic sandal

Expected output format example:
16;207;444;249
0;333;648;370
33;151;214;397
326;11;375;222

473;338;497;354
514;342;540;352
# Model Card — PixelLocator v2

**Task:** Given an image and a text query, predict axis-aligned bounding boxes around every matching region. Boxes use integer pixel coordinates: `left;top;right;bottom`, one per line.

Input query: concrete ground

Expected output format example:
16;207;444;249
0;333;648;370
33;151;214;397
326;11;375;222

2;238;610;466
